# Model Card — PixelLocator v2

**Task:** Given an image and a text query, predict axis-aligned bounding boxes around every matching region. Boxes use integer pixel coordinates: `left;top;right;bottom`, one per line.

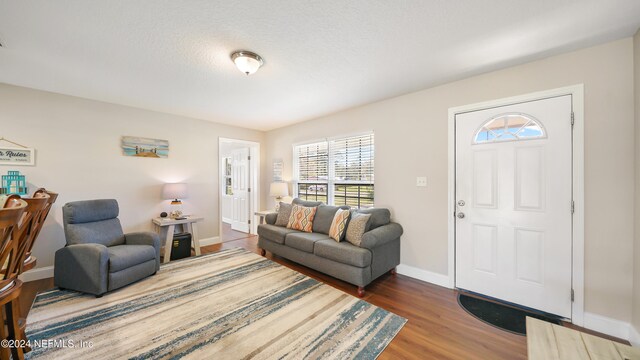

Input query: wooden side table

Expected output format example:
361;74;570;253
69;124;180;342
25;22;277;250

152;216;204;263
254;210;276;225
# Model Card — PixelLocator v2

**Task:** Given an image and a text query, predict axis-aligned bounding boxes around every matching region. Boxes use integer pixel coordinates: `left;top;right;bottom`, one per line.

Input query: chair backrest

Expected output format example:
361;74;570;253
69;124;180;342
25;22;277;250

11;194;50;275
62;199;125;247
28;188;58;255
0;200;27;290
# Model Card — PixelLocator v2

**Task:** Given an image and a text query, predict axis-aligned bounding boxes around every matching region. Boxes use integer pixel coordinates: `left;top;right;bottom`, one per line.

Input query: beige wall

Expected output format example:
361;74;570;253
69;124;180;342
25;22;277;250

0;84;264;269
633;29;640;335
263;39;635;322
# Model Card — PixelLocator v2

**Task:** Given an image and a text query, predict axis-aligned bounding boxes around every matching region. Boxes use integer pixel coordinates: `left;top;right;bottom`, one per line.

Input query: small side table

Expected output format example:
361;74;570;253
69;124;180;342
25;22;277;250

255;210;276;225
152;216;204;263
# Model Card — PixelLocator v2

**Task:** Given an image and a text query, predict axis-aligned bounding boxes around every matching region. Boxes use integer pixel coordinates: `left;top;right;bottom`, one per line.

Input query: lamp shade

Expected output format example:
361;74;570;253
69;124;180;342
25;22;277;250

162;183;188;200
269;182;289;198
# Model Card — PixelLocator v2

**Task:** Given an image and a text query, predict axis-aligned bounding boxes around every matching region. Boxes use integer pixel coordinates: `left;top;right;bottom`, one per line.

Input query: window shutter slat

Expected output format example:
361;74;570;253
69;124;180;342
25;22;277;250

330;134;375;183
294;133;374;208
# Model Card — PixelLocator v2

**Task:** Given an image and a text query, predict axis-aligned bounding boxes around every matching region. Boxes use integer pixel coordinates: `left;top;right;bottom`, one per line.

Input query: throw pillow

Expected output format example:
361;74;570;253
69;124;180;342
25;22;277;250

345;212;371;247
286;205;317;232
275;202;292;227
328;208;351;242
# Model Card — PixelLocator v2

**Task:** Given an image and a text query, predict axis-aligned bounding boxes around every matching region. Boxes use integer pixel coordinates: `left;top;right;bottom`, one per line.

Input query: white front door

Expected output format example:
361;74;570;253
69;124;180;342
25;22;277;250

231;147;250;233
455;95;573;318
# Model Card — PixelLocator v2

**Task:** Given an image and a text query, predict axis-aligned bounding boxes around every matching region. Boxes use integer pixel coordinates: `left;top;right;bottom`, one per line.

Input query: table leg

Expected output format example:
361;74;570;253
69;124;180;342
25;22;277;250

190;222;201;256
163;224;175;264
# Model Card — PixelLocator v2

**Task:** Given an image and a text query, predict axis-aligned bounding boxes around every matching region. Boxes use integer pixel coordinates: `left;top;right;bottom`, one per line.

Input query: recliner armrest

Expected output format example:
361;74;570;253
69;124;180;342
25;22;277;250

54;243;109;295
360;223;403;250
125;232;161;270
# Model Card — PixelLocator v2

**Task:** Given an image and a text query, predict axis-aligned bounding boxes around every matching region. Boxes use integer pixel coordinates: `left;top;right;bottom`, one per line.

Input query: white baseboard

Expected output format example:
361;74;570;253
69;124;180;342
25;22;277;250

396;264;452;289
629;324;640;347
199;236;221;246
19;265;54;282
583;312;631;341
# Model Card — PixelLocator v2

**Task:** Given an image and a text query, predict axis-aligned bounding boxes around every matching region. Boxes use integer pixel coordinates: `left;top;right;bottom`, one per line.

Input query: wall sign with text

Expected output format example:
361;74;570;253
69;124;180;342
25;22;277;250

0;147;35;166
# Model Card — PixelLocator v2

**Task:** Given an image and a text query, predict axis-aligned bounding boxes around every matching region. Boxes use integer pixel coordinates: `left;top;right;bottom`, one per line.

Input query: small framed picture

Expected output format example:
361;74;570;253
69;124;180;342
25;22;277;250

0;147;35;166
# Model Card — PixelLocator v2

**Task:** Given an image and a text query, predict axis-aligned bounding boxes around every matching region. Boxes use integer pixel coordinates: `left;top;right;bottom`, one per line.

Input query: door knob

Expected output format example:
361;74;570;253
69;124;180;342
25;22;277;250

458;200;465;206
457;212;465;219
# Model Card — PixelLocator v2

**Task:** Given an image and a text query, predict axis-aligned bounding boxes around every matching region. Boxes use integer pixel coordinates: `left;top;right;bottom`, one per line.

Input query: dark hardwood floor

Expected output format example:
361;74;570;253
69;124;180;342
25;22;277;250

21;234;628;359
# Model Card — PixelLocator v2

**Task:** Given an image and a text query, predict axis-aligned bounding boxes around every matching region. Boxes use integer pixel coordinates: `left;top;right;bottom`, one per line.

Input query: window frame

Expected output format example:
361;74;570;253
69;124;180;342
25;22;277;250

292;131;374;208
472;112;547;145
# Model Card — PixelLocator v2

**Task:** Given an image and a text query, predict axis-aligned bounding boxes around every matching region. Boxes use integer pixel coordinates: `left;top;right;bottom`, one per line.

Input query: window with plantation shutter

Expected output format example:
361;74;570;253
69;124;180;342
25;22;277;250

293;133;374;208
294;141;329;204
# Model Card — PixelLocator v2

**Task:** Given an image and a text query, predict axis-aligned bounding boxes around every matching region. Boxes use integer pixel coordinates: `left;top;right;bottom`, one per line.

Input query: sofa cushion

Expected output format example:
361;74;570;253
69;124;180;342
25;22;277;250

287;205;317;232
313;205;350;234
329;209;351;241
355;208;391;230
346;212;371;246
285;232;331;253
258;224;299;244
108;245;156;273
292;198;324;207
275;202;293;227
65;219;125;247
314;239;372;268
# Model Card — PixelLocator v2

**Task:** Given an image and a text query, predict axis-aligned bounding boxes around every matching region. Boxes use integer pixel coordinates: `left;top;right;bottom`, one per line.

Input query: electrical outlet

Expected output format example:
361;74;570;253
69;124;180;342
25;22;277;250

416;177;427;187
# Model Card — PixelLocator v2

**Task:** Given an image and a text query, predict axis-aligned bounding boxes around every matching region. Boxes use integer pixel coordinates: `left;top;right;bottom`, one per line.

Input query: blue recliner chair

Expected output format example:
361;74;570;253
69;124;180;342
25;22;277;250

54;199;160;297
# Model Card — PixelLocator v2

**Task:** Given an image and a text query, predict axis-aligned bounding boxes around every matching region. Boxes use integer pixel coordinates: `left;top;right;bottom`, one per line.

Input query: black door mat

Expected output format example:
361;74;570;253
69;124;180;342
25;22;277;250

458;293;562;335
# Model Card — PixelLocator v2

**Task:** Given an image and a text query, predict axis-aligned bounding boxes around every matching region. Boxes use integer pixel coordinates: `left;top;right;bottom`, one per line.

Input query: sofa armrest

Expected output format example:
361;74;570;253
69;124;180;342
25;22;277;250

265;213;278;225
125;232;161;270
360;223;403;250
54;243;109;295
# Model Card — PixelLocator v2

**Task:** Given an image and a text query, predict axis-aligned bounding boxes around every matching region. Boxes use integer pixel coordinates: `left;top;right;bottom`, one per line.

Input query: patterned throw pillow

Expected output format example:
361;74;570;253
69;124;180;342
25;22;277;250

286;205;318;232
345;212;372;247
275;202;292;227
329;209;351;242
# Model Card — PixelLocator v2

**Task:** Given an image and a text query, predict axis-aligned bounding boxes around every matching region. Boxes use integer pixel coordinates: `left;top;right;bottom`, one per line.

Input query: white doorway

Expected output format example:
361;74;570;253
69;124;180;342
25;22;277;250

448;85;585;324
219;138;260;241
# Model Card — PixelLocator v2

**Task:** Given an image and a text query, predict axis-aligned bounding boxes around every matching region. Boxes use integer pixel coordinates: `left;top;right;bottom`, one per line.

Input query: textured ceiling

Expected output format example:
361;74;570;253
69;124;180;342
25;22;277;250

1;1;639;131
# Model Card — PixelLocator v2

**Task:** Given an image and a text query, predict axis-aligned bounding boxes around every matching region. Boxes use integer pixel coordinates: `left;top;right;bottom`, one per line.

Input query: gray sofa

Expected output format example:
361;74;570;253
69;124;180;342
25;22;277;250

257;198;402;297
54;199;161;297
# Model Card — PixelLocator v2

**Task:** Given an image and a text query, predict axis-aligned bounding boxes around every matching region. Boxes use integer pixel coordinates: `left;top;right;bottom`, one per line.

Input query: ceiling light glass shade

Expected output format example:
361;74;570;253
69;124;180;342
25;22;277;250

231;51;264;75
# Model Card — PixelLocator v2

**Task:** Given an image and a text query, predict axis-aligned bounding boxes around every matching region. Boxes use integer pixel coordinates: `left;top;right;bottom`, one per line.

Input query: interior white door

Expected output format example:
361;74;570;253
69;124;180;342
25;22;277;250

231;147;250;233
455;95;573;318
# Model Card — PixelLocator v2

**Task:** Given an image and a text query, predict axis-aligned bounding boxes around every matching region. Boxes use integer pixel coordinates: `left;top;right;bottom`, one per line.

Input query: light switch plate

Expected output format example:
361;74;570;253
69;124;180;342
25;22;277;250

416;177;427;187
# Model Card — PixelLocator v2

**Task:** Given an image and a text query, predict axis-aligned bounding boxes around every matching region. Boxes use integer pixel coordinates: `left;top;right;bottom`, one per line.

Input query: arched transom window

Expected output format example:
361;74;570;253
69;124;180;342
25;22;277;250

473;113;546;144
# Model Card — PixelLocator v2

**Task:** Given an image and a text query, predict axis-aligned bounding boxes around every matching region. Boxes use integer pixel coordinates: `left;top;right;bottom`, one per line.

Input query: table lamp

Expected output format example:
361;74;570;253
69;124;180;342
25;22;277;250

270;182;289;211
162;183;188;219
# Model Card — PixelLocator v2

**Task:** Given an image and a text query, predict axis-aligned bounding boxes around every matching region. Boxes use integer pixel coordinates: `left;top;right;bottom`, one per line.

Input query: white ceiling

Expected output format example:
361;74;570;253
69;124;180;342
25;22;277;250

1;1;639;131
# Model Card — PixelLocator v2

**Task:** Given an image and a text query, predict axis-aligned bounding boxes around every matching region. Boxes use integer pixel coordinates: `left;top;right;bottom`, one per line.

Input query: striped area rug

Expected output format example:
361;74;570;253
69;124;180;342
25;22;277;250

26;248;406;359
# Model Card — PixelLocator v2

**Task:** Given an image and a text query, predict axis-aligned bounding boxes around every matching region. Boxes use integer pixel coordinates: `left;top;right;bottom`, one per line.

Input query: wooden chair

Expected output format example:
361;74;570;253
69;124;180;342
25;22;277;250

2;193;50;356
0;199;27;360
17;190;55;272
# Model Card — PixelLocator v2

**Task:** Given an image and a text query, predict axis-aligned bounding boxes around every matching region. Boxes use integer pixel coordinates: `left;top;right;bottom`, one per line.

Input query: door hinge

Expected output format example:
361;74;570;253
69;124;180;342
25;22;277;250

248;155;251;161
248;187;251;192
571;112;575;127
571;200;575;214
248;219;251;224
571;289;575;302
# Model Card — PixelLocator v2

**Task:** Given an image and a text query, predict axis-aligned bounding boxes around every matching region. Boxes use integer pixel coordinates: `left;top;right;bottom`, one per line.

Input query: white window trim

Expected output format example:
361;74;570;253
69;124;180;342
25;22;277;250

292;131;374;206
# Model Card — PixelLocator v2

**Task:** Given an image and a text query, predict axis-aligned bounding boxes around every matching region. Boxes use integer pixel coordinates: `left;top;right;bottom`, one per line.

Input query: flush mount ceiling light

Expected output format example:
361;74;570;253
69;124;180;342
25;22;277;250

231;50;264;75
